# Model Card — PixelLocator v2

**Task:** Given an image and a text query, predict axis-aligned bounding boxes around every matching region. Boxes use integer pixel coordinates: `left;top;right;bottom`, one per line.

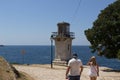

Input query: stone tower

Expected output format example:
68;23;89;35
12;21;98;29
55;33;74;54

51;22;75;65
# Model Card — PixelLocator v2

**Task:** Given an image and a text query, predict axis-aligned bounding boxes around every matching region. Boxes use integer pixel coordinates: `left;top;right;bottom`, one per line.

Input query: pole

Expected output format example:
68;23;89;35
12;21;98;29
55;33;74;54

21;50;25;64
51;38;53;68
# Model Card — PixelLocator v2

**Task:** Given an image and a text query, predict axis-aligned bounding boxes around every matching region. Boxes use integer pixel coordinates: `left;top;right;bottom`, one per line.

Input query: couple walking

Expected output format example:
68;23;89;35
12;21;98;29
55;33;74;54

66;54;99;80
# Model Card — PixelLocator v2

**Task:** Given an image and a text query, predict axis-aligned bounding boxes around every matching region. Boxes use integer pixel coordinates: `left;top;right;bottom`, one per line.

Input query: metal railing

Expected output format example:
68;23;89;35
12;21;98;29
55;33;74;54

51;32;75;39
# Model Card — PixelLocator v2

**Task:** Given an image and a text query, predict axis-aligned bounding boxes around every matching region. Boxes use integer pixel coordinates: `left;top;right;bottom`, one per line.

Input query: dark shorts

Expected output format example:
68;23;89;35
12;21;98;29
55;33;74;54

69;75;80;80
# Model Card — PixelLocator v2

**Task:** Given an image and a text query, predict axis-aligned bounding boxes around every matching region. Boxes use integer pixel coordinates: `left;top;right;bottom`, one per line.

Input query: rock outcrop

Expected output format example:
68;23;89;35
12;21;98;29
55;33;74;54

0;56;20;80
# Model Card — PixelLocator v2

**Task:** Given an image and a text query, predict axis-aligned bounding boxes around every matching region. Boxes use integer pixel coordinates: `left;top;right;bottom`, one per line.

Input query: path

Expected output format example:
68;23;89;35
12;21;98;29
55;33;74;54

14;64;120;80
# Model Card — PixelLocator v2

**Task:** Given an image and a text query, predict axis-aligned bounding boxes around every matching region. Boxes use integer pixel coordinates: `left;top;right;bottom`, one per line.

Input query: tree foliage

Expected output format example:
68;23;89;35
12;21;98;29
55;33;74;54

84;0;120;59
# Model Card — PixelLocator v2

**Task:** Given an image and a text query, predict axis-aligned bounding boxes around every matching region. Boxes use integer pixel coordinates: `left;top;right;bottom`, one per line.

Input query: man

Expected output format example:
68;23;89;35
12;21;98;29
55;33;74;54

66;53;83;80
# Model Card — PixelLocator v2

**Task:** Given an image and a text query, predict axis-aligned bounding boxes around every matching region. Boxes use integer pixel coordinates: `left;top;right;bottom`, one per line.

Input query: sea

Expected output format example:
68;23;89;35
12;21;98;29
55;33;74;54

0;45;120;70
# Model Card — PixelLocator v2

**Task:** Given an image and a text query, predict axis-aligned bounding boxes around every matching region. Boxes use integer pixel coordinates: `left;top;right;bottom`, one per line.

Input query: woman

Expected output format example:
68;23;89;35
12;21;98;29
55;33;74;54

87;56;99;80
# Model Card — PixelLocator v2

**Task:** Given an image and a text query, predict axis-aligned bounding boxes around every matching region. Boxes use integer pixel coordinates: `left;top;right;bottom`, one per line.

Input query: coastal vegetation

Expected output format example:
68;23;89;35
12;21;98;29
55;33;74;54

85;0;120;59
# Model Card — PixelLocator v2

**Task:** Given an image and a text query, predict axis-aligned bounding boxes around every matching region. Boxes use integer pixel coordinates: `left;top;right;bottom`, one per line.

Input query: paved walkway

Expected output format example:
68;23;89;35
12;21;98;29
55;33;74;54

14;64;120;80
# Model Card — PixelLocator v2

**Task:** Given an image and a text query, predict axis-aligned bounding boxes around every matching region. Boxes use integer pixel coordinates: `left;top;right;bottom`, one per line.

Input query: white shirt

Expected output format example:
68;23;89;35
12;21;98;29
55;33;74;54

88;65;97;77
68;58;83;76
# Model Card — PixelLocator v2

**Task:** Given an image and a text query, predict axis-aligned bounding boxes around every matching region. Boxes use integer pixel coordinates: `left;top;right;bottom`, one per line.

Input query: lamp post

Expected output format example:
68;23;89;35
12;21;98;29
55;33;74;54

50;35;53;68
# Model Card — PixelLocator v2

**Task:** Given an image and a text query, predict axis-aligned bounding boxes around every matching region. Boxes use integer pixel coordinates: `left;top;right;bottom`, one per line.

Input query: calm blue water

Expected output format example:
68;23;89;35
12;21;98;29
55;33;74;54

0;45;120;70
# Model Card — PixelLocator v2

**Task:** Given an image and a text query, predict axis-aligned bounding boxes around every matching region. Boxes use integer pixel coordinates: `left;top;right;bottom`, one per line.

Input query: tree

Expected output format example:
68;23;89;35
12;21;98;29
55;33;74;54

84;0;120;59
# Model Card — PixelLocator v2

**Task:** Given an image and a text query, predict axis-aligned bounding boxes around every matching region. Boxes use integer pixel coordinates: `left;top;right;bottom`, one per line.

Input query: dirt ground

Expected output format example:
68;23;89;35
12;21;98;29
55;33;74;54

14;64;120;80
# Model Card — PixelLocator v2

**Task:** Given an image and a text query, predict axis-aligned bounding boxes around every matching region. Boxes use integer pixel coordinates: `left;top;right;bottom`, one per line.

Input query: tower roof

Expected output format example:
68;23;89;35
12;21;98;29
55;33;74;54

57;22;70;27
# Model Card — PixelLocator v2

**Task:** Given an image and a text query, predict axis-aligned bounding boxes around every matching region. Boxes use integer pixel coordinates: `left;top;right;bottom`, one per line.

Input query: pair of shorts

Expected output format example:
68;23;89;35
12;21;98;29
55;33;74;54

69;75;80;80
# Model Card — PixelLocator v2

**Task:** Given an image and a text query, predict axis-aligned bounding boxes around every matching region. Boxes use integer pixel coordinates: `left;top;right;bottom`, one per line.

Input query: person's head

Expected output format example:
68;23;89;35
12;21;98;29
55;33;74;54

72;53;78;59
91;56;95;60
89;56;97;65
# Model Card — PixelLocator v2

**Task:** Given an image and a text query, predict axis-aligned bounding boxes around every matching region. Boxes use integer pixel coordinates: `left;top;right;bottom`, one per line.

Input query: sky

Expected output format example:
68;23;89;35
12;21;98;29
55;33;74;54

0;0;116;45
